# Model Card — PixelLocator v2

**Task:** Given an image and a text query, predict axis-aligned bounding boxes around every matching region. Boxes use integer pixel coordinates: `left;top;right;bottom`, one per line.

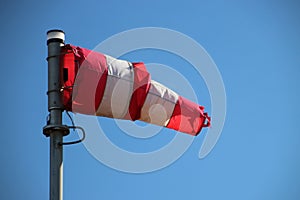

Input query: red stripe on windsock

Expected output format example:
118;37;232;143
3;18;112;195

166;96;209;136
62;46;77;111
126;62;151;120
63;45;108;115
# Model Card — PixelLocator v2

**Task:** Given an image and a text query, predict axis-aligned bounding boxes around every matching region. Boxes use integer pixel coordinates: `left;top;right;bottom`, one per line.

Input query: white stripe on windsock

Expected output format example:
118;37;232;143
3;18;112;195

140;80;179;127
96;55;134;119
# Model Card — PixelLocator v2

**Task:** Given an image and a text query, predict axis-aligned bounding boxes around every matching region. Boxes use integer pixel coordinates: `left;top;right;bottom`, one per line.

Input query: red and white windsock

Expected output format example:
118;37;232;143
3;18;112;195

61;44;210;136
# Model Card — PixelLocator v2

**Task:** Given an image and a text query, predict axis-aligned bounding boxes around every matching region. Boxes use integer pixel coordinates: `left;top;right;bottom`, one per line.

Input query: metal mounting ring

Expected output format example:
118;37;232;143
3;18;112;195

43;124;70;137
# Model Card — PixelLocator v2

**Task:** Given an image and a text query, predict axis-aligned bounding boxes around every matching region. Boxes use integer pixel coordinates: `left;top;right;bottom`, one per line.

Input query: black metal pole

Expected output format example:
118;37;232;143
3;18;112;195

44;30;69;200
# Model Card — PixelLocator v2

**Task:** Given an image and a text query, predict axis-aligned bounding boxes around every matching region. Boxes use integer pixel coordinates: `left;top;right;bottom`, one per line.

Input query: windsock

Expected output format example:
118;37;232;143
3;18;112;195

61;44;210;136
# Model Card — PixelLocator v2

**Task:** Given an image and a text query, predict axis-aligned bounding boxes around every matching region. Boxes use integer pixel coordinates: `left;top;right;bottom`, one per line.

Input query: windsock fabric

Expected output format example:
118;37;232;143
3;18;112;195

61;44;210;136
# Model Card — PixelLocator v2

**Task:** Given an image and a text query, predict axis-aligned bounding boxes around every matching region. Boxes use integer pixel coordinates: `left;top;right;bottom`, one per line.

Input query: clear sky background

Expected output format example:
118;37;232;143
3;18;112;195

1;0;300;199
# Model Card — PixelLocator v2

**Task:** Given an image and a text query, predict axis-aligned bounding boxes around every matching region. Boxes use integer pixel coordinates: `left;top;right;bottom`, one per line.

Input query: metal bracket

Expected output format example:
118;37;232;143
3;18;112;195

43;124;70;137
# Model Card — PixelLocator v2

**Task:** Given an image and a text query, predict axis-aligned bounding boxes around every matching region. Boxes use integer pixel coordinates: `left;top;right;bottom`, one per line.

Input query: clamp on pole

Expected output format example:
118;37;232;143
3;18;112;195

43;124;70;137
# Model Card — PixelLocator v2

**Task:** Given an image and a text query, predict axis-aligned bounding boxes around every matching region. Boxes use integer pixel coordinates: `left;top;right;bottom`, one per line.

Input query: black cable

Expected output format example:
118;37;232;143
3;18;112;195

59;126;86;146
58;112;86;145
66;111;75;131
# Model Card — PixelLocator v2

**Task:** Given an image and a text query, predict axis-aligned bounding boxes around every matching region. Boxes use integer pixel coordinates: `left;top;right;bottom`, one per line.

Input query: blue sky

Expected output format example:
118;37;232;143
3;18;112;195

1;0;300;199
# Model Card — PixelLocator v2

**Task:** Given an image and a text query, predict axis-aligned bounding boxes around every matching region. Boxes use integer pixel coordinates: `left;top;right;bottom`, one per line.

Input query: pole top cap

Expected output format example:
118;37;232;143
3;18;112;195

47;29;65;44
